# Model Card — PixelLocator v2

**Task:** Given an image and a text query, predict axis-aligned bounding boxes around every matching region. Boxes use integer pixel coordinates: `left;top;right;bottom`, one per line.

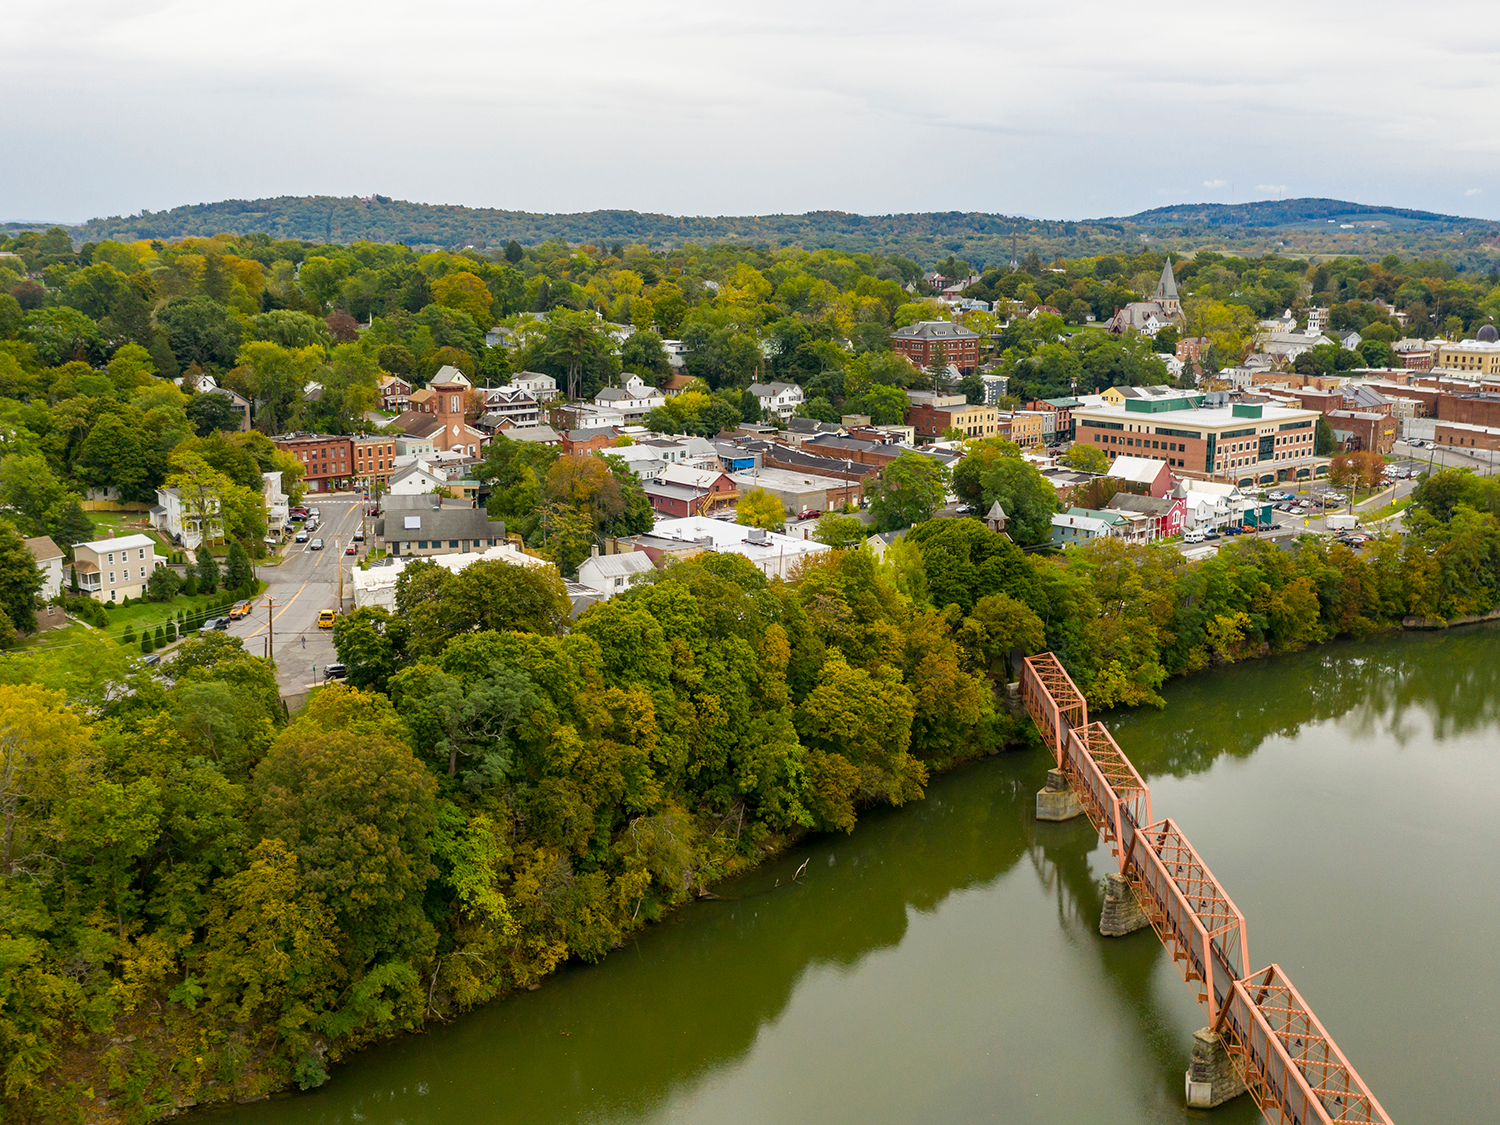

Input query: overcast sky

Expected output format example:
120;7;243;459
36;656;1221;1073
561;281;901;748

5;0;1500;224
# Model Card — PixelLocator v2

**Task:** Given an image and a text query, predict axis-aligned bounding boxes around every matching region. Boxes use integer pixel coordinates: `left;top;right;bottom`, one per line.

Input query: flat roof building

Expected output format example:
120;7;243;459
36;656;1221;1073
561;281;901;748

1072;396;1323;487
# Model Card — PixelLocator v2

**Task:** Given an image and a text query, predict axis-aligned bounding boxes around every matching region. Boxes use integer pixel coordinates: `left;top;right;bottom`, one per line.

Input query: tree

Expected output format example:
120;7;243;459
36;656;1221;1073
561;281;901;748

0;521;42;634
167;452;232;545
504;240;524;264
185;391;246;437
196;545;221;594
854;383;911;425
331;606;406;692
737;488;786;531
76;413;151;499
0;454;75;538
1060;444;1110;474
225;541;254;591
159;296;244;371
431;272;495;325
870;452;950;532
620;329;671;380
146;565;183;602
813;513;867;549
1315;417;1337;456
251;686;438;965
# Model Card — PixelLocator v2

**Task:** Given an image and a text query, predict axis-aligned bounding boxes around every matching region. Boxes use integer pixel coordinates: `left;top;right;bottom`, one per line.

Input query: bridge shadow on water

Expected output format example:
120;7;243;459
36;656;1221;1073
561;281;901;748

202;627;1492;1124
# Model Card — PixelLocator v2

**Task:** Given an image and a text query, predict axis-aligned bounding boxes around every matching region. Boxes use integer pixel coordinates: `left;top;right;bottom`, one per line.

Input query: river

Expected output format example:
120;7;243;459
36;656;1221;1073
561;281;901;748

204;624;1500;1124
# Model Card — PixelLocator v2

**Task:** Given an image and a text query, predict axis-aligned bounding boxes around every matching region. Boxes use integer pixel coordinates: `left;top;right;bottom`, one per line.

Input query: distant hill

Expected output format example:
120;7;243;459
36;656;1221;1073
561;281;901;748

7;195;1500;269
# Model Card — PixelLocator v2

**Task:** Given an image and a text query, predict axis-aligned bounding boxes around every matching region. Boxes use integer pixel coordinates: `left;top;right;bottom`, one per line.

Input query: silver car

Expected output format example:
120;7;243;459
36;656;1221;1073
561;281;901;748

309;538;324;551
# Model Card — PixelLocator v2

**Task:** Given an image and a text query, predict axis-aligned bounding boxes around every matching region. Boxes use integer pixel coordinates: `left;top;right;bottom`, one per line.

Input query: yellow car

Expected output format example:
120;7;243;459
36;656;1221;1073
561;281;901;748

318;609;337;629
228;600;253;619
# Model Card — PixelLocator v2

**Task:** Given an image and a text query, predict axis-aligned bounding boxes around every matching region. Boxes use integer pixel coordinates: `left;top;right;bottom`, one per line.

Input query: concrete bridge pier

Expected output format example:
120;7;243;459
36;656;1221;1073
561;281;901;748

1098;871;1151;936
1035;768;1083;821
1185;1028;1247;1109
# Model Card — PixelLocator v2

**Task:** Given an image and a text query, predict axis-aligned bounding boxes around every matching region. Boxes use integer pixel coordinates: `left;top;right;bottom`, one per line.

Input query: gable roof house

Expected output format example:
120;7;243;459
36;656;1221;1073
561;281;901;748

594;374;665;422
374;507;509;558
25;536;64;600
747;381;805;421
575;549;655;600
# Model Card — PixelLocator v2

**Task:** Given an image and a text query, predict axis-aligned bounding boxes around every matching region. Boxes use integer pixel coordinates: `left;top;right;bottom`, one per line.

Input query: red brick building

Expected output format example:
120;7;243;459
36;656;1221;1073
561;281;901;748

353;435;399;489
890;321;981;375
274;434;355;493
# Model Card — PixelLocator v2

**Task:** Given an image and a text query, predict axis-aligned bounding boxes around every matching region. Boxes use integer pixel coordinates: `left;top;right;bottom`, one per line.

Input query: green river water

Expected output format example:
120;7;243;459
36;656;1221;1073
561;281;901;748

203;625;1500;1124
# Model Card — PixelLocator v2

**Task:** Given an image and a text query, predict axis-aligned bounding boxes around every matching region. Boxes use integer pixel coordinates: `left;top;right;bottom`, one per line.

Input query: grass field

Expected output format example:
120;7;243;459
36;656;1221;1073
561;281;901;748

25;582;265;652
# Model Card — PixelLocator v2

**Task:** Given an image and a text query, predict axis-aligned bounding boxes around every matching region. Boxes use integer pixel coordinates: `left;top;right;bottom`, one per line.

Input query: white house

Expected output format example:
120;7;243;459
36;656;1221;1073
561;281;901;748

71;534;165;603
351;544;553;611
576;549;655;600
510;371;559;402
388;463;447;496
151;486;222;550
594;374;666;422
24;536;64;600
747;381;805;421
263;471;289;536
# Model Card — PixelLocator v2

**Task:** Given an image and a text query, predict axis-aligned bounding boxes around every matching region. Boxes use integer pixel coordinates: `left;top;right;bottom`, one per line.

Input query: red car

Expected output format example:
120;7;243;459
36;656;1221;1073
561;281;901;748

344;545;357;555
798;509;822;520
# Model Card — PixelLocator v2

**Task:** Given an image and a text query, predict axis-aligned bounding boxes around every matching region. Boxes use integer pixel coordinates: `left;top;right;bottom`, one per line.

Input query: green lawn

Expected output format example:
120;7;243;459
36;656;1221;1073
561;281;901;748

27;583;264;652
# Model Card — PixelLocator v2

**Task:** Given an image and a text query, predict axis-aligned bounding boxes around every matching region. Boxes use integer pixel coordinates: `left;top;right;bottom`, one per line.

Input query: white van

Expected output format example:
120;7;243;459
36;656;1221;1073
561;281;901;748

1184;528;1206;544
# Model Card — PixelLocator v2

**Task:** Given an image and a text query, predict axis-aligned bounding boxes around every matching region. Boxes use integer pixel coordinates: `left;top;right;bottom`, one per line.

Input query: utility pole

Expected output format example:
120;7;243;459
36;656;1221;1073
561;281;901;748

337;539;344;607
266;599;277;663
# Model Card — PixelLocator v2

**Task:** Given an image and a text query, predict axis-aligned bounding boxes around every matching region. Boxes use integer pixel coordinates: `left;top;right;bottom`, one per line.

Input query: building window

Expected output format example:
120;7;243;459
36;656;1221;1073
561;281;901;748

109;572;115;583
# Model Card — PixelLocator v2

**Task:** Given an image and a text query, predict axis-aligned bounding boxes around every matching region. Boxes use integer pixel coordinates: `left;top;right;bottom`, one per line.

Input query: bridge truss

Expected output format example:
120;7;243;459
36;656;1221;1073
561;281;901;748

1020;654;1392;1125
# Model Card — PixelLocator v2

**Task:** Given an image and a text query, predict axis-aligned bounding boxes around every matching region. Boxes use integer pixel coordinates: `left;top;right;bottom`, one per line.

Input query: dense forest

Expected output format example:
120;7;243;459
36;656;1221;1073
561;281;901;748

3;464;1500;1121
8;194;1500;271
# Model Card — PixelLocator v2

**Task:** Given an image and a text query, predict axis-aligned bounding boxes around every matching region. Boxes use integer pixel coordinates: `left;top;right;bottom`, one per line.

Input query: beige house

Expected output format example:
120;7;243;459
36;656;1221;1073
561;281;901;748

72;534;165;602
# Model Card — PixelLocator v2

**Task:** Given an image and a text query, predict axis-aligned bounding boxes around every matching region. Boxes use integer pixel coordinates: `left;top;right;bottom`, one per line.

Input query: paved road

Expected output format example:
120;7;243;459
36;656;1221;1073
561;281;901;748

227;495;373;694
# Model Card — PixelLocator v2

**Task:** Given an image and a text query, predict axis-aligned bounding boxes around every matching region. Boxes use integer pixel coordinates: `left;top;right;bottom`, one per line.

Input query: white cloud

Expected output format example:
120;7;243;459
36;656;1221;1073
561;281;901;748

1257;184;1288;193
1466;187;1483;196
3;0;1500;222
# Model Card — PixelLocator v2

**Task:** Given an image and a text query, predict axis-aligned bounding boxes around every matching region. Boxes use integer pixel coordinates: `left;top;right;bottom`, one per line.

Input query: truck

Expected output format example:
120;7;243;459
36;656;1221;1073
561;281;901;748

1326;513;1359;531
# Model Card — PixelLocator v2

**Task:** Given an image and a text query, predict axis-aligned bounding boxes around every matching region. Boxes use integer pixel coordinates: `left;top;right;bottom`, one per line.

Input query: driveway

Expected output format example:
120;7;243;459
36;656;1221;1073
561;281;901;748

226;495;373;694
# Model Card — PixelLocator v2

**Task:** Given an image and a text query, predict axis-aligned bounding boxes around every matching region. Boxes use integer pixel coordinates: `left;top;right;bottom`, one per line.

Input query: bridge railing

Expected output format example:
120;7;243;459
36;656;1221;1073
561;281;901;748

1020;653;1088;763
1218;965;1392;1125
1071;722;1152;870
1128;818;1249;1026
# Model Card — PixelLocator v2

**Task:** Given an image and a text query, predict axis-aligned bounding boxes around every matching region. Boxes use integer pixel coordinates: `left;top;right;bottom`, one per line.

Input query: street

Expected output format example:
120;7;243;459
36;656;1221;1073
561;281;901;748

227;495;370;694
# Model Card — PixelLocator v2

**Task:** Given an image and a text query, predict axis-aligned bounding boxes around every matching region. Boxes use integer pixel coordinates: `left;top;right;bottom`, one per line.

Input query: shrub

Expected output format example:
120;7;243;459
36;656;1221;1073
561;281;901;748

154;625;166;648
141;632;155;654
121;624;136;646
183;574;199;597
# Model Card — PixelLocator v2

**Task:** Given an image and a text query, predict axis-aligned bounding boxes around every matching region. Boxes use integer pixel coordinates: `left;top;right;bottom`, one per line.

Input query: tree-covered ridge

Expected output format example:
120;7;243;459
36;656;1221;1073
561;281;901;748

7;194;1500;269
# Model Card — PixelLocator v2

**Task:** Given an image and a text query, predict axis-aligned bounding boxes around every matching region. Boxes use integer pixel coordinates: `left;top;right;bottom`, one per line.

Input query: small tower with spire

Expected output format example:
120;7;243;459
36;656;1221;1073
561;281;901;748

1155;259;1181;319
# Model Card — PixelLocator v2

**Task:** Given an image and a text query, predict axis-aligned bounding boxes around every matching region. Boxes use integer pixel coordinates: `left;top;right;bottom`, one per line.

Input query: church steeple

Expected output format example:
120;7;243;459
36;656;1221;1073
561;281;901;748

1155;259;1181;318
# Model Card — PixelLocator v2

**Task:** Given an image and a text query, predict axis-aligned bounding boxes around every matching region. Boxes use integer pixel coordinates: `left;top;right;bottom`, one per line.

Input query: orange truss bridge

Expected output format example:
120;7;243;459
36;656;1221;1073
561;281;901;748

1019;653;1392;1125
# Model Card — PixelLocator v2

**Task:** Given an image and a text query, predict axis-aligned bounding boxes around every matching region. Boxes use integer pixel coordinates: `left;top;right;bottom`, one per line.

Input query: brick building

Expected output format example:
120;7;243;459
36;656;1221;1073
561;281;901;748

905;392;1000;441
274;433;355;493
353;435;399;489
1326;410;1397;454
890;321;982;375
1072;397;1322;486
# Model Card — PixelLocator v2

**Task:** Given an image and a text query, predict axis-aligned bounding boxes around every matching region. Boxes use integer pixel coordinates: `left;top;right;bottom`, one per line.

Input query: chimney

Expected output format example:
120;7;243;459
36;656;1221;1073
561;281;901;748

591;544;599;558
107;529;114;538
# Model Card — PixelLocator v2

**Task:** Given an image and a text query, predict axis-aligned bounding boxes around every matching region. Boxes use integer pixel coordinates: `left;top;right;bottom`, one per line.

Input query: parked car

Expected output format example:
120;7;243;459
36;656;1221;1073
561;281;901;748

141;653;161;667
318;609;337;629
198;617;230;636
1203;529;1221;540
344;544;357;555
323;663;348;681
1183;528;1206;544
309;538;325;550
798;509;823;520
289;506;309;517
352;531;365;542
295;530;309;543
228;600;253;619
